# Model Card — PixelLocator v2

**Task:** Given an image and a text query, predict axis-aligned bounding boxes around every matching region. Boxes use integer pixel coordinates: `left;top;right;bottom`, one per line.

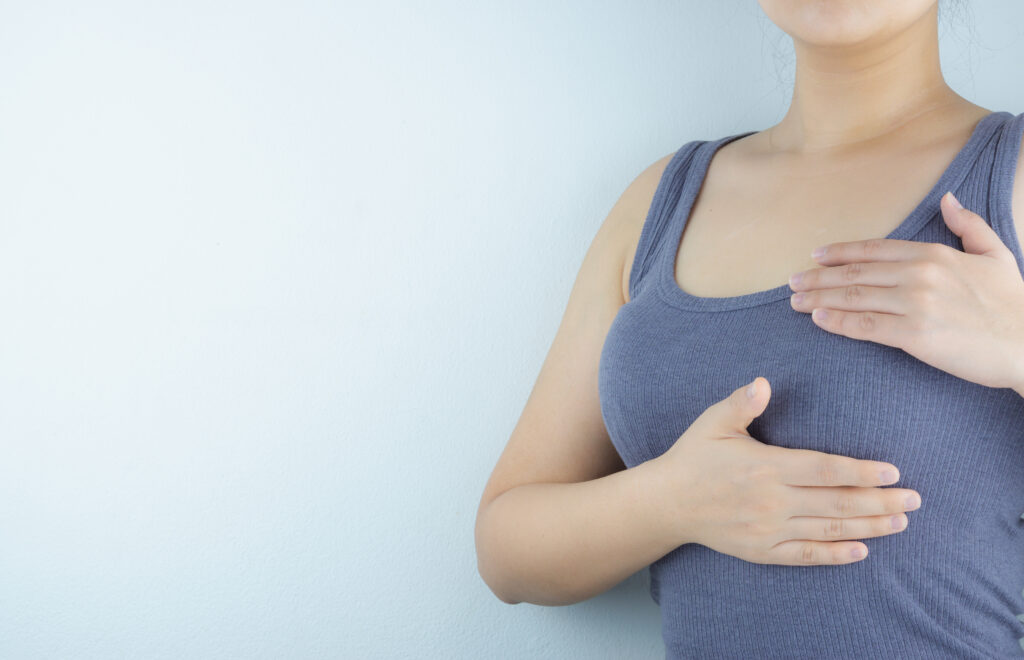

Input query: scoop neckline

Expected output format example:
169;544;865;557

656;110;1011;312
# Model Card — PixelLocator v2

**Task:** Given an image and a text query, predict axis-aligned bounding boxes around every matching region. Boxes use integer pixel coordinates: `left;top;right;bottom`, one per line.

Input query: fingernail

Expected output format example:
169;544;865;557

811;246;826;259
947;191;963;210
905;494;920;510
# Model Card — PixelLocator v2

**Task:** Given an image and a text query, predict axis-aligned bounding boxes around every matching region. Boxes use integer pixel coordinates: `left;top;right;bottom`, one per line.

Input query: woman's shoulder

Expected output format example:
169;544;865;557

611;149;681;303
1009;111;1024;240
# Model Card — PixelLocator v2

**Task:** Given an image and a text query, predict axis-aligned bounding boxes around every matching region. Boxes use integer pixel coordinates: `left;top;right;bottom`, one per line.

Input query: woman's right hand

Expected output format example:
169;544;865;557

653;376;921;566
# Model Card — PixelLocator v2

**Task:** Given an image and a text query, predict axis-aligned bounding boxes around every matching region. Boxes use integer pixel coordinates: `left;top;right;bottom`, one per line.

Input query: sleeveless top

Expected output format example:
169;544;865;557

598;110;1024;658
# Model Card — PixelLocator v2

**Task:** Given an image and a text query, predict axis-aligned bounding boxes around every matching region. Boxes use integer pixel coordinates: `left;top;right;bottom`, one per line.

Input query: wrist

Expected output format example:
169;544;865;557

640;455;695;550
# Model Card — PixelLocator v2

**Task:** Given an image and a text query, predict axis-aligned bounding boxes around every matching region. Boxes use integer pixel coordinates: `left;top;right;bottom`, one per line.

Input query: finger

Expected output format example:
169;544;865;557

770;446;900;487
941;190;1019;265
695;376;771;435
808;307;910;348
812;238;947;266
789;260;912;292
790;283;904;315
764;538;870;566
785;511;908;543
786;484;921;518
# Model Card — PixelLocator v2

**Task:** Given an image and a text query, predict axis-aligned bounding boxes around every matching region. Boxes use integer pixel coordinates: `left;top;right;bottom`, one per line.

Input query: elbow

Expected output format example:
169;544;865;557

482;569;522;605
475;540;522;605
475;509;522;605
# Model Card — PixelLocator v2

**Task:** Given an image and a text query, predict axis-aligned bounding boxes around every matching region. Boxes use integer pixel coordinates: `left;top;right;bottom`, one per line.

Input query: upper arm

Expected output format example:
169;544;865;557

475;151;676;515
1013;128;1024;251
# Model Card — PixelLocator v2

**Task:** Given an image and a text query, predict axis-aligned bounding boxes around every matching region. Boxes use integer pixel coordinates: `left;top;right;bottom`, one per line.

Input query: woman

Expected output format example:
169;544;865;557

475;1;1024;656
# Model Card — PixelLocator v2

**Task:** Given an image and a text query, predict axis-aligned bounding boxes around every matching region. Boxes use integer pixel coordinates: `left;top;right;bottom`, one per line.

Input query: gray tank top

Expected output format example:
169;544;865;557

598;110;1024;658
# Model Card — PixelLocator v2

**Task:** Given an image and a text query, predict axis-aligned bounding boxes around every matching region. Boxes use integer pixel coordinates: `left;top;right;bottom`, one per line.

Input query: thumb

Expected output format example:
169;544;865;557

941;191;1016;265
704;376;771;435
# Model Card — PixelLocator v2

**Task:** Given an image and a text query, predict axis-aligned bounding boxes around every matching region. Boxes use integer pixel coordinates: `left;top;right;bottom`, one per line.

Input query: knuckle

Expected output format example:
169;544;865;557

844;284;863;303
863;238;885;257
833;495;856;516
842;262;862;281
917;291;939;317
799;542;817;565
824;517;845;539
913;259;942;285
815;459;841;485
857;311;877;332
907;286;933;310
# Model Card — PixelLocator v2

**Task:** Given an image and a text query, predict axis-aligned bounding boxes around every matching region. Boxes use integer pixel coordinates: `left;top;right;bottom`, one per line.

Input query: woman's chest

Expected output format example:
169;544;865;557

598;298;1024;511
671;152;957;300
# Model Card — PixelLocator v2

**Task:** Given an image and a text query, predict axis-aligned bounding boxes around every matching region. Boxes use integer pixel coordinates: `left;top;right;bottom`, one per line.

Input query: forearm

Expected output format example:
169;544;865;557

475;457;684;607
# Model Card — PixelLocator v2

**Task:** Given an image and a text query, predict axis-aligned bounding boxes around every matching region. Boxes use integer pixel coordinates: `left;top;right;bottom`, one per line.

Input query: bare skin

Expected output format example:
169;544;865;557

650;102;995;304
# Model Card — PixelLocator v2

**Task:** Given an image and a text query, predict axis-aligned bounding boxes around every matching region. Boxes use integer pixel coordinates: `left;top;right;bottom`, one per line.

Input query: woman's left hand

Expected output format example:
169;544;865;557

787;191;1024;393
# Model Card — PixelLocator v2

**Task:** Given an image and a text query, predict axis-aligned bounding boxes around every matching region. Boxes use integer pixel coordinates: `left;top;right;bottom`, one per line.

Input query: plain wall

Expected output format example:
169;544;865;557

0;1;1022;657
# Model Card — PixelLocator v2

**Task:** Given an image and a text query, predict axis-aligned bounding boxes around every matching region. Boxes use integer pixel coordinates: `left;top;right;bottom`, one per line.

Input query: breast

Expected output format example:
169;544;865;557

599;287;1024;505
598;283;1024;657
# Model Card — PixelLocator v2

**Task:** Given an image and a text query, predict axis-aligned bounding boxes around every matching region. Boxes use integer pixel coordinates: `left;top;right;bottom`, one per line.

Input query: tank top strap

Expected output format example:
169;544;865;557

988;110;1024;278
627;140;704;302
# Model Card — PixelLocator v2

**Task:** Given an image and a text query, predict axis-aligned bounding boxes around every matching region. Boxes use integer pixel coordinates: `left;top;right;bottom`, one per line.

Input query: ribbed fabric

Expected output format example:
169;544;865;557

598;110;1024;658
